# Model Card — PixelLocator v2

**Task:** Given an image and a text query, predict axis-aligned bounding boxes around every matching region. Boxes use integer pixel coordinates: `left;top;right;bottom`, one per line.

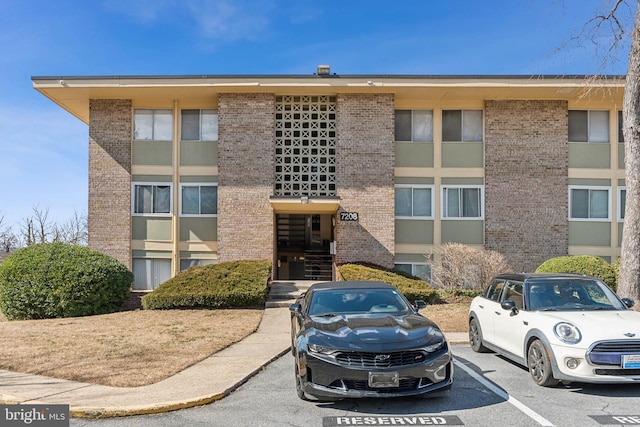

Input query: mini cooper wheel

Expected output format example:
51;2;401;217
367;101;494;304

527;340;559;387
469;317;490;353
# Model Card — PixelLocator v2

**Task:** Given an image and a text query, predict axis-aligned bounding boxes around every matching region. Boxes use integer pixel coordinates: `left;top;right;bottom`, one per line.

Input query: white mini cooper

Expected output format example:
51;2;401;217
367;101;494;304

469;273;640;386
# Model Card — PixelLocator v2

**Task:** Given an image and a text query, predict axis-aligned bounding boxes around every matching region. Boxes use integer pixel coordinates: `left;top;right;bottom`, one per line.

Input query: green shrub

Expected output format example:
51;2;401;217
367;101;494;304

142;260;271;310
338;263;438;304
536;255;617;291
0;243;133;320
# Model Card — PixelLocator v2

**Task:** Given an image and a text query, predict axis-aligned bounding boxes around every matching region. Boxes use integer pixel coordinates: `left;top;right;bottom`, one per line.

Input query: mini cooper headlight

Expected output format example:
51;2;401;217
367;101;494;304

554;322;582;344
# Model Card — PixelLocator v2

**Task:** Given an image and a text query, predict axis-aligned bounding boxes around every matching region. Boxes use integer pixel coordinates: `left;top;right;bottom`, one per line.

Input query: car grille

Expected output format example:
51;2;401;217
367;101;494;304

332;378;426;393
335;351;426;368
594;368;640;376
588;340;640;367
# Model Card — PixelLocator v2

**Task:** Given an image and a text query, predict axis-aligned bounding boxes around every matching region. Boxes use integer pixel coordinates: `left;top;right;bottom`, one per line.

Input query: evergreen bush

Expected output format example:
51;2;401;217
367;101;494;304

535;255;617;291
0;243;133;320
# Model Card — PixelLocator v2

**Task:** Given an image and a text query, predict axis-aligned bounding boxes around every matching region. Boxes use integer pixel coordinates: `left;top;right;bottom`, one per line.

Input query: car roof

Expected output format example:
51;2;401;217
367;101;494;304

308;281;396;292
493;272;594;282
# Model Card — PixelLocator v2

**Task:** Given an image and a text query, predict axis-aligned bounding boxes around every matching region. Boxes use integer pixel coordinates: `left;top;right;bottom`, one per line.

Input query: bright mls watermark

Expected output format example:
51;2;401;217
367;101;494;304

1;405;69;426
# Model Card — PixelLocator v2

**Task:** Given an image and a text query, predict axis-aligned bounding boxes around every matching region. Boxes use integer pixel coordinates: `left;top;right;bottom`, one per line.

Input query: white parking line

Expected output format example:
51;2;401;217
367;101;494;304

453;359;555;427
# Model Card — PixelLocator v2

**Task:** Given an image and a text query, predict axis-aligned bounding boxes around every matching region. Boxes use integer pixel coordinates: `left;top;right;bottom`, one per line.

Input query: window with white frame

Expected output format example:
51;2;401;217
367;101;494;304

394;110;433;142
442;186;483;219
442;110;483;142
133;183;172;215
181;109;218;141
618;187;626;221
395;263;432;283
180;184;218;216
568;110;609;143
569;186;611;220
134;109;173;141
395;185;433;218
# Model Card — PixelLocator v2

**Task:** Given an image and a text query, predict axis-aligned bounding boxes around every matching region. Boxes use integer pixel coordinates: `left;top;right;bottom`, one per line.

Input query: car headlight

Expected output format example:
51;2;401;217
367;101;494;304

308;344;337;355
554;322;582;344
423;339;445;353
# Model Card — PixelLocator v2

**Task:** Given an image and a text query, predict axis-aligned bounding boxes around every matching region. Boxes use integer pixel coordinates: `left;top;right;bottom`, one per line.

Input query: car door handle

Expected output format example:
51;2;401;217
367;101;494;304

523;321;528;325
494;311;501;315
478;304;484;309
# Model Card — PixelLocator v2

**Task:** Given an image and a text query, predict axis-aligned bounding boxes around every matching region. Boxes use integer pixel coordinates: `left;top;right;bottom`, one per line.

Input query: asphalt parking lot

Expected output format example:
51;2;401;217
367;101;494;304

71;344;640;427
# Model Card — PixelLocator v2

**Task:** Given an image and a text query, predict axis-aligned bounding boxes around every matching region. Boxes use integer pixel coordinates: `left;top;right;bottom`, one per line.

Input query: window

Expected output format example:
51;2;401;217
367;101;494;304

569;186;611;220
180;259;216;271
133;258;172;290
618;187;626;221
394;185;433;218
395;110;433;142
485;279;506;302
441;186;483;219
442;110;483;142
618;110;624;143
394;263;432;283
568;110;609;142
133;183;172;215
134;109;173;141
181;109;218;141
180;184;218;216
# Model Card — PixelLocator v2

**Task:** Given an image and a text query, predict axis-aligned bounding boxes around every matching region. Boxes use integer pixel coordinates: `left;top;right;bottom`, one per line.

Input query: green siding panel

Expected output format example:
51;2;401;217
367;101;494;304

569;143;611;169
442;143;483;168
441;220;484;244
618;222;624;247
618;144;625;169
132;217;173;241
395;142;434;167
394;253;429;263
395;220;434;244
133;141;173;165
180;217;217;241
568;222;611;246
180;141;218;166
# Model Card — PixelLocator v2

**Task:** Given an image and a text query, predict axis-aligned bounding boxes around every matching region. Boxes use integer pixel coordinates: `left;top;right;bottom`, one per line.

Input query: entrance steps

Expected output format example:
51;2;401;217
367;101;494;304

266;280;327;308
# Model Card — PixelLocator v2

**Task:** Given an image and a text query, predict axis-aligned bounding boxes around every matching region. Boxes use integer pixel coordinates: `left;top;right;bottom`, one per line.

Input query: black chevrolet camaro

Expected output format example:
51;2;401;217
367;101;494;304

289;281;453;400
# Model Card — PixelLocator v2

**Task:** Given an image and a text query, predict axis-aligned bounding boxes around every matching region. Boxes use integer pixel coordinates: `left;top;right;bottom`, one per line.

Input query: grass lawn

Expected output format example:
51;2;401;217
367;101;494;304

0;299;471;388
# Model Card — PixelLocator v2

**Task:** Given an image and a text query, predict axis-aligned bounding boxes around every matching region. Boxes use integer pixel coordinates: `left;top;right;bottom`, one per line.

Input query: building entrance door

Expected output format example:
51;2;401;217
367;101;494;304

275;214;334;280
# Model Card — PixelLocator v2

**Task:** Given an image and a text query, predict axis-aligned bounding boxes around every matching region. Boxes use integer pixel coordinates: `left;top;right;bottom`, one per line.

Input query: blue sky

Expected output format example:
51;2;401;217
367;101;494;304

0;0;635;232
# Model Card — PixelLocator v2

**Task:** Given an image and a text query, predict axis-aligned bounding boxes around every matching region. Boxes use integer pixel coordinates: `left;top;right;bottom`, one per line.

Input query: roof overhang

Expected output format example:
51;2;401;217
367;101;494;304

31;74;626;124
269;196;340;214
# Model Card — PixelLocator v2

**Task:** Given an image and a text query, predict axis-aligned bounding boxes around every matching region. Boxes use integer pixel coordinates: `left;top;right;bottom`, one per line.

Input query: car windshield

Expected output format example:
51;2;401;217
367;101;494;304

308;288;411;316
527;278;626;311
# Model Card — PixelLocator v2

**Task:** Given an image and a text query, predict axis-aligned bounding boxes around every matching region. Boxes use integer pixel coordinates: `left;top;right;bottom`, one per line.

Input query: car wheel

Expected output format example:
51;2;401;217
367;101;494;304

469;318;490;353
294;360;309;401
527;340;559;387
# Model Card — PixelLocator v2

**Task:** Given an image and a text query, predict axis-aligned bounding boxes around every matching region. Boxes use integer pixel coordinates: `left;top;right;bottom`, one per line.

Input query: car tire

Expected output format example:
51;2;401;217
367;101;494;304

294;361;310;401
469;318;490;353
527;340;559;387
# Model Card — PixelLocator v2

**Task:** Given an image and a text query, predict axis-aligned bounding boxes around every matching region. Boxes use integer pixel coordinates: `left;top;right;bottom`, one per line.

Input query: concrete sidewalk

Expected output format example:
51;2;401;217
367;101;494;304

0;284;469;419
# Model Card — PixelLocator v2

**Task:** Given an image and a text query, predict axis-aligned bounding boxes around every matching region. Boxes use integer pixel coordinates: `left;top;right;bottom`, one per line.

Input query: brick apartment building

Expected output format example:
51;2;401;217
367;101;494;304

32;68;627;289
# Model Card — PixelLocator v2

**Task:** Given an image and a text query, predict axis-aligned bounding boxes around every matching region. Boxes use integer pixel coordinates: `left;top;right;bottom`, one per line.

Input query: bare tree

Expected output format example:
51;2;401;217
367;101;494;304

0;215;19;253
20;206;53;246
55;211;88;246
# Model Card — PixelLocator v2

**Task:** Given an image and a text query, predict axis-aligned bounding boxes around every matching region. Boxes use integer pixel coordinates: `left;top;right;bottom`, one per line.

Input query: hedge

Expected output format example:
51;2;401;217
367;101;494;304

536;255;617;291
142;260;271;310
0;243;133;320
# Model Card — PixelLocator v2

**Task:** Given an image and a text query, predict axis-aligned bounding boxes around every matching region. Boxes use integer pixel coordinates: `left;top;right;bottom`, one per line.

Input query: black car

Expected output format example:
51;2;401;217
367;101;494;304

289;281;453;400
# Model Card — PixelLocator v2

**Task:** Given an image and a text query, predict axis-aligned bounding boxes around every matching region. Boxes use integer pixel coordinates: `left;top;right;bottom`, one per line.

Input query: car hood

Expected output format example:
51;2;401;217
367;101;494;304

538;310;640;342
305;313;444;352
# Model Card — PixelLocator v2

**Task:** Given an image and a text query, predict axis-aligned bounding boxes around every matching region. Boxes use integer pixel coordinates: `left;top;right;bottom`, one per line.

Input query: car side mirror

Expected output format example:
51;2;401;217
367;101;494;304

289;303;302;314
414;300;427;310
622;298;635;309
501;299;519;315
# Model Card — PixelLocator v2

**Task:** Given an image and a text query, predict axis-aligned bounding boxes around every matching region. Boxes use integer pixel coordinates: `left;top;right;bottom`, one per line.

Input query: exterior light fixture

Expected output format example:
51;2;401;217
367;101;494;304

301;196;309;204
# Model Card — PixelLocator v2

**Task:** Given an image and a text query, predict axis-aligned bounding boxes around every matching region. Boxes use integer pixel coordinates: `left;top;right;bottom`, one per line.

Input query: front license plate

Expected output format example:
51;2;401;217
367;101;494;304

622;354;640;369
368;372;399;388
